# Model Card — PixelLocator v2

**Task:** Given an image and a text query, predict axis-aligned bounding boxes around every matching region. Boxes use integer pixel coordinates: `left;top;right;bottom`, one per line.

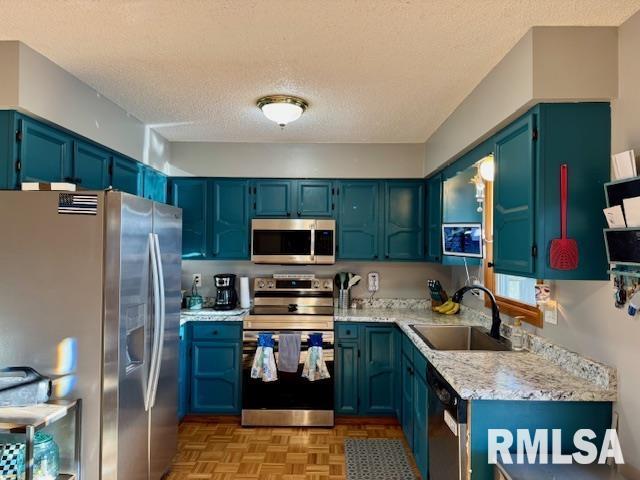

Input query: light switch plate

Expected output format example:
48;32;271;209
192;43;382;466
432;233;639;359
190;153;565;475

543;301;558;325
193;273;202;288
367;272;379;292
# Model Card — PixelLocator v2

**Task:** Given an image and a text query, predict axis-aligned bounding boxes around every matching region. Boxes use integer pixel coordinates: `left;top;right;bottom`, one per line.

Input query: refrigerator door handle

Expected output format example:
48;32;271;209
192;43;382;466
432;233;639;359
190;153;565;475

146;233;162;412
150;233;166;408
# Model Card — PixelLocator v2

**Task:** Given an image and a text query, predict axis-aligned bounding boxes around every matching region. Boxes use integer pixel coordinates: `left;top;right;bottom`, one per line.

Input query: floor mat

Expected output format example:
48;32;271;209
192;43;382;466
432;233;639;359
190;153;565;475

344;438;416;479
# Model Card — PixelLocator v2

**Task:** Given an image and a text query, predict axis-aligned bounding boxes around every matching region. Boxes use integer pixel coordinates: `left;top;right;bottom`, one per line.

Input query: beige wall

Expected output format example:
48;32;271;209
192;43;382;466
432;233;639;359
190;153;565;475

182;260;452;300
170;142;425;178
0;41;171;172
423;26;618;176
0;42;19;107
444;18;640;476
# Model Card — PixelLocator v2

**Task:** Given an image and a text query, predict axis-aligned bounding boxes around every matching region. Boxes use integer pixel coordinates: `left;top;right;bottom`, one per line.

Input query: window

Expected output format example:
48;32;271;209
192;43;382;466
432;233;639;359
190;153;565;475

483;178;543;327
495;274;537;306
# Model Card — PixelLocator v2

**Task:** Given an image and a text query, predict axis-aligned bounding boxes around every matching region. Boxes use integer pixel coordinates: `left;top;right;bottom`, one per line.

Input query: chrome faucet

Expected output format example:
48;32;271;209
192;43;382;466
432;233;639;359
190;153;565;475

452;284;502;339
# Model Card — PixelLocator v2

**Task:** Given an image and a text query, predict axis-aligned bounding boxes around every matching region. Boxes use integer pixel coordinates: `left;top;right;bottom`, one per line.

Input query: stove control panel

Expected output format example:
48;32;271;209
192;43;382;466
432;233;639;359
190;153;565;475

253;277;333;292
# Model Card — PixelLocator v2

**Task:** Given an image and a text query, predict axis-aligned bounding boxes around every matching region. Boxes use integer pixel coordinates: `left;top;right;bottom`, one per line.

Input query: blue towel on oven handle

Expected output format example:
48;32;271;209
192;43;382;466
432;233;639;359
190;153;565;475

302;332;330;381
251;333;277;382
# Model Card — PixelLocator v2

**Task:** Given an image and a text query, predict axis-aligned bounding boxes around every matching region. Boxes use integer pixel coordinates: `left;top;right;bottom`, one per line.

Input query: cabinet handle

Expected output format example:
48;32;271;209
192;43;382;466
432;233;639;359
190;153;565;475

212;330;219;336
346;330;351;335
286;212;291;217
297;210;301;216
373;254;378;259
385;254;390;259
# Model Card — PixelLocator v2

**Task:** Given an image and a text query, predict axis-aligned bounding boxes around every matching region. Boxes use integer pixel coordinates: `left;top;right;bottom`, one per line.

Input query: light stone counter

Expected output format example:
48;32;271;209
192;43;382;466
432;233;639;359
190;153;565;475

335;307;617;402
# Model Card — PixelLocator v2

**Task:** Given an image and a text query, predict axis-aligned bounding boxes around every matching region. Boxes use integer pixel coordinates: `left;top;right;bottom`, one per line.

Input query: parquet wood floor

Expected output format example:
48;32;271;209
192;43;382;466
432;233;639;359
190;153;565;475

167;416;421;480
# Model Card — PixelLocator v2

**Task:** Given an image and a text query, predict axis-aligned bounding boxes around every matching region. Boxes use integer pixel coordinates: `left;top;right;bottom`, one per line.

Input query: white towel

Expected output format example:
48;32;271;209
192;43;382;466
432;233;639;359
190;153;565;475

302;346;330;382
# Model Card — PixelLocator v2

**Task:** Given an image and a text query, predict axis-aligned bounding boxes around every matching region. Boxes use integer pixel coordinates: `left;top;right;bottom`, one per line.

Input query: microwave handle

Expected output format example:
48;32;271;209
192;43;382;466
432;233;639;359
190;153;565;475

310;224;316;261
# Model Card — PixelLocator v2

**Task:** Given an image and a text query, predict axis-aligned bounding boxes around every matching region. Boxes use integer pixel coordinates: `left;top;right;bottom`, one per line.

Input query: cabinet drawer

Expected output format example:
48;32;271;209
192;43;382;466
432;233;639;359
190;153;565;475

336;323;359;339
191;322;242;340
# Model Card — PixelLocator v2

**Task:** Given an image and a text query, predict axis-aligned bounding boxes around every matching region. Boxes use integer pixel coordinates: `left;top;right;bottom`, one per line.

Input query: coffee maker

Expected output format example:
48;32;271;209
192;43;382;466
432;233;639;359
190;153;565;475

213;274;238;310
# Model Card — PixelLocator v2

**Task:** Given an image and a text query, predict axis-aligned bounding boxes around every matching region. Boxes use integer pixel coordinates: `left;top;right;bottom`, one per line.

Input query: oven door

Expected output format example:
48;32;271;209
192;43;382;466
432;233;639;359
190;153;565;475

242;329;334;426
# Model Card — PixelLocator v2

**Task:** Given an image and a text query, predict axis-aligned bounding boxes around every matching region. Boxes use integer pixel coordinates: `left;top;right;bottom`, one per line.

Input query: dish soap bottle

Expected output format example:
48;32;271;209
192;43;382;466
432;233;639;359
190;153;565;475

511;316;525;351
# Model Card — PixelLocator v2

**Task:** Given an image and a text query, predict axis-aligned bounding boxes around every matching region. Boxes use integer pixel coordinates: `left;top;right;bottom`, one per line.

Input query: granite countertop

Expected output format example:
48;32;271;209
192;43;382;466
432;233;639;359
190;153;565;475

179;305;617;402
335;307;617;402
180;308;248;324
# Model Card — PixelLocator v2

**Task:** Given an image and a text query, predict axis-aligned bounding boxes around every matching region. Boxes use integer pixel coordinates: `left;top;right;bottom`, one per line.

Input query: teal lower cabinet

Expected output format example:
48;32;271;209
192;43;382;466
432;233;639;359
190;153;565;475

335;338;359;415
181;321;243;415
468;400;612;479
400;333;429;479
334;323;399;416
178;323;188;421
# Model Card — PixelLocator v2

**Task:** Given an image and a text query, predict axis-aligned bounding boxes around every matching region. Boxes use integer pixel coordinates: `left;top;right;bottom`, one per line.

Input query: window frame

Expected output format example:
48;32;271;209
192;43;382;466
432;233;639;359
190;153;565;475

483;180;543;327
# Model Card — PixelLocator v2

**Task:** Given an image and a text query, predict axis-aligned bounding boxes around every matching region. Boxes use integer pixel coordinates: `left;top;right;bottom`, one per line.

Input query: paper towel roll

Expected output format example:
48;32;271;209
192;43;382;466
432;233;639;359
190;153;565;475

239;276;251;309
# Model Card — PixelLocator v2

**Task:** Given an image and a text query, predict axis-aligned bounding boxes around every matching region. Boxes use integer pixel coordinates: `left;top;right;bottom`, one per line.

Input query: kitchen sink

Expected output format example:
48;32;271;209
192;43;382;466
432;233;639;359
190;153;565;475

410;324;512;351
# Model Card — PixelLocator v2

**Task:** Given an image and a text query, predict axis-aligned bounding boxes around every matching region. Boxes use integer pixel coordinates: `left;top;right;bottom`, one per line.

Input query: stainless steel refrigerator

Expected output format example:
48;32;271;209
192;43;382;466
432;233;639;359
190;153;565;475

0;191;182;480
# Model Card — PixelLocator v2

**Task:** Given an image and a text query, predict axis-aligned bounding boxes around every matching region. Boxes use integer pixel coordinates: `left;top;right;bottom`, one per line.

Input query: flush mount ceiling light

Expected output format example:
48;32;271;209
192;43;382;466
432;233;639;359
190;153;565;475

257;95;308;127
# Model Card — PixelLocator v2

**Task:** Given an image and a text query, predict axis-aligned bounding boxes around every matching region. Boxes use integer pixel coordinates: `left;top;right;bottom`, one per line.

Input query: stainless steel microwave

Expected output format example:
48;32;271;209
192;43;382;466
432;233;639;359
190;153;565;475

251;219;336;264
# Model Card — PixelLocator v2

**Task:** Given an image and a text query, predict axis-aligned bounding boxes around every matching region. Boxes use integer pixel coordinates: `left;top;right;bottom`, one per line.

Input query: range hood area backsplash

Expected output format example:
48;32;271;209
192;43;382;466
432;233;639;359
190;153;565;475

181;260;453;300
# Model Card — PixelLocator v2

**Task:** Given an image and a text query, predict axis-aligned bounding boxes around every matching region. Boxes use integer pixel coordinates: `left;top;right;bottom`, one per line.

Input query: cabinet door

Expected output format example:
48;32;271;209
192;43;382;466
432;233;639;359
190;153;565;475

171;178;209;259
253;179;293;217
426;174;443;262
72;140;110;190
401;353;414;448
18;116;73;184
383;181;425;260
361;326;396;415
335;340;359;415
142;167;168;203
297;180;334;217
337;181;380;260
178;324;188;420
210;179;250;259
190;341;241;413
413;372;429;479
493;114;536;276
112;155;142;195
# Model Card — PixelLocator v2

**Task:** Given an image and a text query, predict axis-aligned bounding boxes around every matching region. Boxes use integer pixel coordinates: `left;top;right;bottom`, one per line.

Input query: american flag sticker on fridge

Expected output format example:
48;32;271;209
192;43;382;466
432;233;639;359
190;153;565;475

58;193;98;215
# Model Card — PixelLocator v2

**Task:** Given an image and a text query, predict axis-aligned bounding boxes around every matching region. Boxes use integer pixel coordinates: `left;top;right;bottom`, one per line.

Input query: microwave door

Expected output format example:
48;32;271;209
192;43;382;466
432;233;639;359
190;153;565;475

252;229;313;264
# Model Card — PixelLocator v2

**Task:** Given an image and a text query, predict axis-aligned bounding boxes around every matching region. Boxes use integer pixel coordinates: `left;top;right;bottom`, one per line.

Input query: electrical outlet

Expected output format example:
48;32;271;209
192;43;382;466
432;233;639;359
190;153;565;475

367;272;379;293
192;273;202;288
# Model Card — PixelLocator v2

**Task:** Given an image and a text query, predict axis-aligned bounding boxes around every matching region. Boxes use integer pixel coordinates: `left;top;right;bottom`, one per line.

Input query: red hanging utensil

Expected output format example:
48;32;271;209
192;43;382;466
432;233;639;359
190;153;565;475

550;164;579;270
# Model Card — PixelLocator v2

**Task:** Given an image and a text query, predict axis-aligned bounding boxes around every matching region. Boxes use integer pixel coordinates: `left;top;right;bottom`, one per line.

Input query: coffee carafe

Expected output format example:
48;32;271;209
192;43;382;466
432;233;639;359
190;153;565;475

213;274;238;310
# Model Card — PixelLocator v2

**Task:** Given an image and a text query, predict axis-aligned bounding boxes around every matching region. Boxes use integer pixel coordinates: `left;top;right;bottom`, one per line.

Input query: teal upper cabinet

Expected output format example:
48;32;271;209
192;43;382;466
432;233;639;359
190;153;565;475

337;181;381;260
492;103;610;280
142;166;167;203
383;181;424;260
426;174;443;263
493;113;536;276
253;179;334;218
210;179;250;259
17;115;73;185
171;178;209;259
73;140;111;190
111;155;142;195
297;180;334;217
253;179;293;217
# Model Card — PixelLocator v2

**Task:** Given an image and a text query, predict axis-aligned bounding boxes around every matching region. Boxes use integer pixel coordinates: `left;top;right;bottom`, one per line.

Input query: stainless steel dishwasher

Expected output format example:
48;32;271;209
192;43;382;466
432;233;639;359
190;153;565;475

427;364;469;479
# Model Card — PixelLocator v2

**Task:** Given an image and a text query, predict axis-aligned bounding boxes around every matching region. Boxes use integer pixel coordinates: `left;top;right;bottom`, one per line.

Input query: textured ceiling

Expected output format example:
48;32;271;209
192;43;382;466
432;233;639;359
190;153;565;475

0;0;638;143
